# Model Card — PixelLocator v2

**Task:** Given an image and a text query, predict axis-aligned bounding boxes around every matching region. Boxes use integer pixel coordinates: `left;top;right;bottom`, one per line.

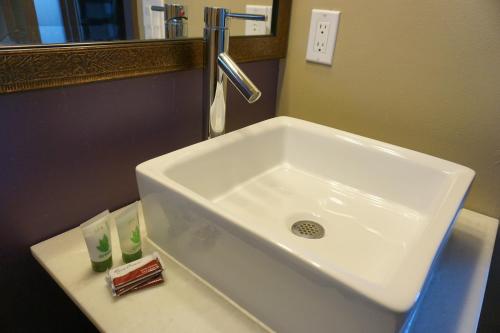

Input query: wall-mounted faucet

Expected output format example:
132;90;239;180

203;7;266;139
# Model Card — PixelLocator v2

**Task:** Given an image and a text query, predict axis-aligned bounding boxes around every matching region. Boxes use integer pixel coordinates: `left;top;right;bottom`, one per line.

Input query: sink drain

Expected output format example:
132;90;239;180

291;221;325;239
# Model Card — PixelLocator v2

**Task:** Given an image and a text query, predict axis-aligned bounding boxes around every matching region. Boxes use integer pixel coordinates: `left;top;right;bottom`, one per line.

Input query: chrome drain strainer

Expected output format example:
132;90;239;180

291;221;325;239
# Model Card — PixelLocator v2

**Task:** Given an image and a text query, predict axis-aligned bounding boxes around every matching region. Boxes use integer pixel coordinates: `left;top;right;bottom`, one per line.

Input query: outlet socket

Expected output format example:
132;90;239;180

245;5;272;36
306;9;340;65
313;21;330;53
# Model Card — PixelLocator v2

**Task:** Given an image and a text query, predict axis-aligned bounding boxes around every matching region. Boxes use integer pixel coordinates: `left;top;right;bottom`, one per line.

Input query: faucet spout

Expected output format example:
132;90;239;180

217;53;261;103
203;7;266;140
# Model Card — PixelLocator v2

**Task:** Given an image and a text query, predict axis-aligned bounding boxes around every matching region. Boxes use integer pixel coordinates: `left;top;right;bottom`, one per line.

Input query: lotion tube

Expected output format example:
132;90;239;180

80;210;113;272
115;202;142;263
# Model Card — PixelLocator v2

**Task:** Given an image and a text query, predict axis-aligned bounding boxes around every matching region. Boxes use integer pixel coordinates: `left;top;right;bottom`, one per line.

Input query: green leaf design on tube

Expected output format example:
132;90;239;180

96;234;110;253
130;225;141;244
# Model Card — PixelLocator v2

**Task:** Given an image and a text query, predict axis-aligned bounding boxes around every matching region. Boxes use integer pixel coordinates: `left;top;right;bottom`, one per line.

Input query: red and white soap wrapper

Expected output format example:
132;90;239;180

106;252;165;296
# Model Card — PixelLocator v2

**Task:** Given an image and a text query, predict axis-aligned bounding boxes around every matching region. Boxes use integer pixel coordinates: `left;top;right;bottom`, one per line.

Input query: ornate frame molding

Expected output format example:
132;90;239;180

0;0;290;94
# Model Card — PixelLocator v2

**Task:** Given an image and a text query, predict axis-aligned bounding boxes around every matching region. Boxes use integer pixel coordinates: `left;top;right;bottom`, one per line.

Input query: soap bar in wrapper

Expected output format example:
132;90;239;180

106;252;165;296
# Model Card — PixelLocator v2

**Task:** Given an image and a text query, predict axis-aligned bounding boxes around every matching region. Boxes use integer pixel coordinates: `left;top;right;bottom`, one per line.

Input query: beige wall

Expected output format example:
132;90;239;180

168;0;272;37
278;0;500;218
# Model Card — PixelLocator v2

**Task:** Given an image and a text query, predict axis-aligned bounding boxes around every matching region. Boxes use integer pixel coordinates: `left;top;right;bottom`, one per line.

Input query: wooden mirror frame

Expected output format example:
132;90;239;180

0;0;290;94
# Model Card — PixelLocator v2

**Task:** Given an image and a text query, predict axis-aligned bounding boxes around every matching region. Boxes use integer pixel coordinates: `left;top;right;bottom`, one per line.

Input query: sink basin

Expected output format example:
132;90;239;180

136;116;474;332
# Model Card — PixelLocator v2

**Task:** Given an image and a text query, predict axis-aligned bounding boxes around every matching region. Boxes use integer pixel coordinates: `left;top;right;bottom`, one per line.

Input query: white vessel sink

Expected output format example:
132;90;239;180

136;116;474;332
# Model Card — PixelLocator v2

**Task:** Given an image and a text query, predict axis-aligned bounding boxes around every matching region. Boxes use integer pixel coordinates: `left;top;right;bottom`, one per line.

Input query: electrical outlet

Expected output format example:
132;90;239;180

306;9;340;65
245;5;272;36
313;21;330;53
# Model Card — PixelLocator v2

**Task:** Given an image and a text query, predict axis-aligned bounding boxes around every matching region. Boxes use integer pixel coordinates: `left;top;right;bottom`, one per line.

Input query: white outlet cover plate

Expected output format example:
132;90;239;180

306;9;341;65
245;5;272;36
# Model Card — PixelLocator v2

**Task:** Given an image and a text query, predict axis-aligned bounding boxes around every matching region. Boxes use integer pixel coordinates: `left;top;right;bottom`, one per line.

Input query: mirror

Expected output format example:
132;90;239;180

0;0;274;46
0;0;290;94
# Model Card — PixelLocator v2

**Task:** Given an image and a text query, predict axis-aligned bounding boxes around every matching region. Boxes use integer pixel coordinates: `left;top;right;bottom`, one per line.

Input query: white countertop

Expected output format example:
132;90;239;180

31;208;497;333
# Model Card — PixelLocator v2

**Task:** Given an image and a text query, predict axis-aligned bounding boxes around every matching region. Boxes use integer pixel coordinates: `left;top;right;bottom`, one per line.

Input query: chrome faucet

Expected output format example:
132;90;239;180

203;7;265;139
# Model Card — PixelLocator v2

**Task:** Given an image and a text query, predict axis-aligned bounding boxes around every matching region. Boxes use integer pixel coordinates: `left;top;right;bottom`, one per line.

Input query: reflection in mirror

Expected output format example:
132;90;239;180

0;0;273;46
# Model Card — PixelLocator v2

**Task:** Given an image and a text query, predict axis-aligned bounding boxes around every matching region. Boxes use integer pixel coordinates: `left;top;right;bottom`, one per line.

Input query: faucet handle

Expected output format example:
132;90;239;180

204;7;265;28
226;12;266;21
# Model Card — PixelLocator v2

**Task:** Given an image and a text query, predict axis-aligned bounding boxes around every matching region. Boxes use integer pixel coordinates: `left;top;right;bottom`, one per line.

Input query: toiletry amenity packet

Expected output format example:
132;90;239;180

114;273;164;296
114;201;142;263
106;252;165;296
80;210;113;272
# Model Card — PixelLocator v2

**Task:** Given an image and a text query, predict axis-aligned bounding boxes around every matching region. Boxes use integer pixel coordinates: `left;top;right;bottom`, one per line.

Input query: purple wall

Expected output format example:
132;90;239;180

0;60;279;332
2;57;496;332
